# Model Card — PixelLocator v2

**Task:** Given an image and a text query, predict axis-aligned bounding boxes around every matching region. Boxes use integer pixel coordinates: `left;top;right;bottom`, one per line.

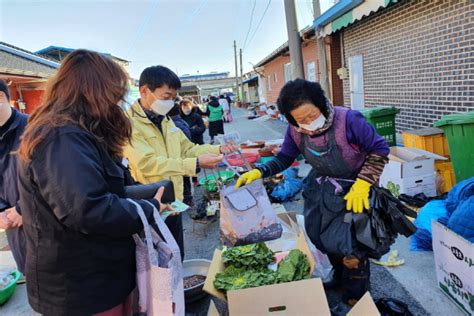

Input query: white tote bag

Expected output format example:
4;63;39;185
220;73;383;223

128;199;184;316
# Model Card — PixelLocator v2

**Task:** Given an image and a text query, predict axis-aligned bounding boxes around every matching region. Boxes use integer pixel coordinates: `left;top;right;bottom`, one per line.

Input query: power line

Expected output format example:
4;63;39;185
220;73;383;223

243;0;272;52
167;0;209;50
241;0;257;51
125;0;160;59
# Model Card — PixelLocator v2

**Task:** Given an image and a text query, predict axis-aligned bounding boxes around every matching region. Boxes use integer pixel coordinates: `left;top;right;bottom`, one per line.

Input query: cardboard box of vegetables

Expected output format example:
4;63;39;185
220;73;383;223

203;213;332;315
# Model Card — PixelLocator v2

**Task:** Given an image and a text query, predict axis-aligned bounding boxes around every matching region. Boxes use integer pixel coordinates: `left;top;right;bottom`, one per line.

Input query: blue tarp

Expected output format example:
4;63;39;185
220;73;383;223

270;168;303;202
412;177;474;250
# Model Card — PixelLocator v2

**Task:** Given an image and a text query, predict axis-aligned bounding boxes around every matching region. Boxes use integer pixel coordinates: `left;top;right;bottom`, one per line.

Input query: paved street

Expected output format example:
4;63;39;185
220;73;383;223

0;106;463;315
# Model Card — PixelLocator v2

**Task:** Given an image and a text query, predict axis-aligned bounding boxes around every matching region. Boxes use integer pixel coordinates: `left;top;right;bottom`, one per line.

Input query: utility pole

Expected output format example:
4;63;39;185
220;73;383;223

240;48;246;105
313;0;329;95
234;40;239;97
284;0;304;79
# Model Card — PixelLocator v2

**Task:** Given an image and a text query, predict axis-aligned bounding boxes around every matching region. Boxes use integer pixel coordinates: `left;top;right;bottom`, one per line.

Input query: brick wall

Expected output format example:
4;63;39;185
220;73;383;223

262;39;320;105
341;0;474;131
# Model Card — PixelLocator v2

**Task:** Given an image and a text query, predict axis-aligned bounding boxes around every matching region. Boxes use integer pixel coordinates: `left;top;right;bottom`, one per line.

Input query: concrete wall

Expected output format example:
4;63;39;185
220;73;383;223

341;0;474;131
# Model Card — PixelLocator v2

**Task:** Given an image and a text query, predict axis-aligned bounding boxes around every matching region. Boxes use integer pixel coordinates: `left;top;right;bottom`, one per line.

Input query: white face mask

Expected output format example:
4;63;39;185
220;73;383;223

299;114;326;131
182;108;192;115
150;99;175;115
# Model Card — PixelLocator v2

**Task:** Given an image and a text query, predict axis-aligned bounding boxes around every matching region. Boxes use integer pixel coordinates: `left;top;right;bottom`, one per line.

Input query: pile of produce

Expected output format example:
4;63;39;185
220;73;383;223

214;243;310;292
221;243;274;268
275;250;310;283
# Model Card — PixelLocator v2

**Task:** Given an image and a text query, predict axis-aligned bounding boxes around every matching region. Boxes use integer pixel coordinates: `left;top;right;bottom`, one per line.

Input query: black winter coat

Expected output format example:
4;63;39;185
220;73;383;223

18;125;158;315
0;108;27;274
180;108;205;145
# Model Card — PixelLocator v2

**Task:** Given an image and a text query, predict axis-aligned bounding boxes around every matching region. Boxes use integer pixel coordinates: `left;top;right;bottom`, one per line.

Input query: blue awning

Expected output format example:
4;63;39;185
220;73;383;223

313;0;364;29
313;0;400;36
243;76;258;84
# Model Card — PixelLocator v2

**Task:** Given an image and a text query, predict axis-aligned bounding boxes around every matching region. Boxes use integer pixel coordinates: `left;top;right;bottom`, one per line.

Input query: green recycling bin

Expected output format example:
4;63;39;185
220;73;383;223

434;111;474;182
360;107;400;146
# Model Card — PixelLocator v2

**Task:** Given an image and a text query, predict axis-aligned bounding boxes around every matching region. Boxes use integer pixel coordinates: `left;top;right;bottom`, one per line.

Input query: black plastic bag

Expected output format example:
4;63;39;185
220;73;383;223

375;298;413;316
353;186;418;259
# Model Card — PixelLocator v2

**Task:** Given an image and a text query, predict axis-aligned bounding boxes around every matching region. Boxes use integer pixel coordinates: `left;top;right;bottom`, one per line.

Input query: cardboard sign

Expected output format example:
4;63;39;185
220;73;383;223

432;221;474;315
228;278;330;316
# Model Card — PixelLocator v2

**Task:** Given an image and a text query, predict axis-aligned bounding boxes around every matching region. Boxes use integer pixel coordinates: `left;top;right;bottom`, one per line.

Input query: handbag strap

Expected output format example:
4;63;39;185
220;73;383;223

143;200;182;260
127;199;156;263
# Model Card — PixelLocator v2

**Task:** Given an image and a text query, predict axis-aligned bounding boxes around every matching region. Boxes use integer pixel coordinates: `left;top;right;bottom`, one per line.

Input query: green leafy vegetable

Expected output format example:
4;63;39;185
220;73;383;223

276;249;310;283
221;243;274;268
214;266;276;291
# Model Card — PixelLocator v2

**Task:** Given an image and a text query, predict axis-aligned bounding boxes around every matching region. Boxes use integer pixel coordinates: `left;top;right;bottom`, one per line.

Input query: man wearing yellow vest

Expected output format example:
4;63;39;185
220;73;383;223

124;66;237;258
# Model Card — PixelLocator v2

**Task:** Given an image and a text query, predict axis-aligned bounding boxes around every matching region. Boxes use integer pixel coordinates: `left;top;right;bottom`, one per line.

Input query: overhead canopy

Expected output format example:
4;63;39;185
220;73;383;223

243;76;258;85
313;0;399;37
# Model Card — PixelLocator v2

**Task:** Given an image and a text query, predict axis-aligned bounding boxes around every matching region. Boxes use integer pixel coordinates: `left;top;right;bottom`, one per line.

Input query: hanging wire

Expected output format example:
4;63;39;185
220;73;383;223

125;0;160;59
241;0;257;51
243;0;272;52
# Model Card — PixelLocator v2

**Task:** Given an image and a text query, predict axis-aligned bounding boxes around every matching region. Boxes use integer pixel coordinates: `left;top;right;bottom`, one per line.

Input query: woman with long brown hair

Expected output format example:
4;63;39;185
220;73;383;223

18;49;166;315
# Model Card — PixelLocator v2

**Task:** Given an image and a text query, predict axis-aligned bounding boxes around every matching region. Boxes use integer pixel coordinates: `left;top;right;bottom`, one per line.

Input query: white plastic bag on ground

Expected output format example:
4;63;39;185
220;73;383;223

296;215;334;282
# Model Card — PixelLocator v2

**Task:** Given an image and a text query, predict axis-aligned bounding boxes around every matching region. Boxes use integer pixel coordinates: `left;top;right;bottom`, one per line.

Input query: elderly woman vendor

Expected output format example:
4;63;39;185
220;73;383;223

237;79;389;305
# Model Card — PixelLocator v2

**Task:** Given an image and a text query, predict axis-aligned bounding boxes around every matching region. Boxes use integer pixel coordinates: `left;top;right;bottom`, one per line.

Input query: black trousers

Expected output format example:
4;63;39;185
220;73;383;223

183;176;193;205
164;214;185;261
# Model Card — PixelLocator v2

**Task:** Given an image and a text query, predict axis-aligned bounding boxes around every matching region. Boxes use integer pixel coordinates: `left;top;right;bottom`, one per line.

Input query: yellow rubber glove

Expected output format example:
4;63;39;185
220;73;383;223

344;178;372;213
235;169;262;188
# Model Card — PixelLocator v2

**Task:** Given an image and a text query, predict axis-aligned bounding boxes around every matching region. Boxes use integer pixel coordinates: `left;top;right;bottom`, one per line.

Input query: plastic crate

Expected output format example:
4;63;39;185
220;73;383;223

402;128;450;158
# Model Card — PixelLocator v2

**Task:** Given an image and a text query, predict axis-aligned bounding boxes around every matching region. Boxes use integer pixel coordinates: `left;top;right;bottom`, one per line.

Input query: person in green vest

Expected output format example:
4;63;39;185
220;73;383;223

206;96;224;144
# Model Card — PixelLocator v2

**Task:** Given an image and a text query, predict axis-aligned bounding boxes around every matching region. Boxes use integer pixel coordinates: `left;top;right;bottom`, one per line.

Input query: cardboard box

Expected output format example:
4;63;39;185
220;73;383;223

203;210;382;315
203;231;315;302
347;292;380;316
432;221;474;315
207;301;219;316
380;147;439;197
380;173;437;197
228;278;330;316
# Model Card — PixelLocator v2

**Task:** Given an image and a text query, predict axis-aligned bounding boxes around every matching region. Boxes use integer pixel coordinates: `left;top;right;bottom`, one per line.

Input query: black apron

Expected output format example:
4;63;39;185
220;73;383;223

301;127;356;255
300;127;370;302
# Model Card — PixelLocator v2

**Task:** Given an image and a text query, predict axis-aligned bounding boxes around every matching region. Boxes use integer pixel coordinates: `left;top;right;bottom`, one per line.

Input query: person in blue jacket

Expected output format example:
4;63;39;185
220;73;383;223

0;80;27;274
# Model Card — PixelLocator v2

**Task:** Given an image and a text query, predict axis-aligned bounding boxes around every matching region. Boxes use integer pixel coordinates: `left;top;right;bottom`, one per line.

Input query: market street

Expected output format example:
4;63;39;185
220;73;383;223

0;105;466;316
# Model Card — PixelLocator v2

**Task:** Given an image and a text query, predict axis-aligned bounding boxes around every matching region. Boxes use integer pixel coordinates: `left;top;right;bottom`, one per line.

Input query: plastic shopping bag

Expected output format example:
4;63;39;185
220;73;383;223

296;215;334;283
220;179;283;246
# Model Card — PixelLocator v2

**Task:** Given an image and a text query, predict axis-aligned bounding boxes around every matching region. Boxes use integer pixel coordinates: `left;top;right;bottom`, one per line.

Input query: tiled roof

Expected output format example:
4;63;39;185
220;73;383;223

0;42;59;77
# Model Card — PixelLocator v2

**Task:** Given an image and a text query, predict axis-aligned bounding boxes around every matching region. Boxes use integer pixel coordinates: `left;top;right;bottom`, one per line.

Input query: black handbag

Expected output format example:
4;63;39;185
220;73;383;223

124;180;175;204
